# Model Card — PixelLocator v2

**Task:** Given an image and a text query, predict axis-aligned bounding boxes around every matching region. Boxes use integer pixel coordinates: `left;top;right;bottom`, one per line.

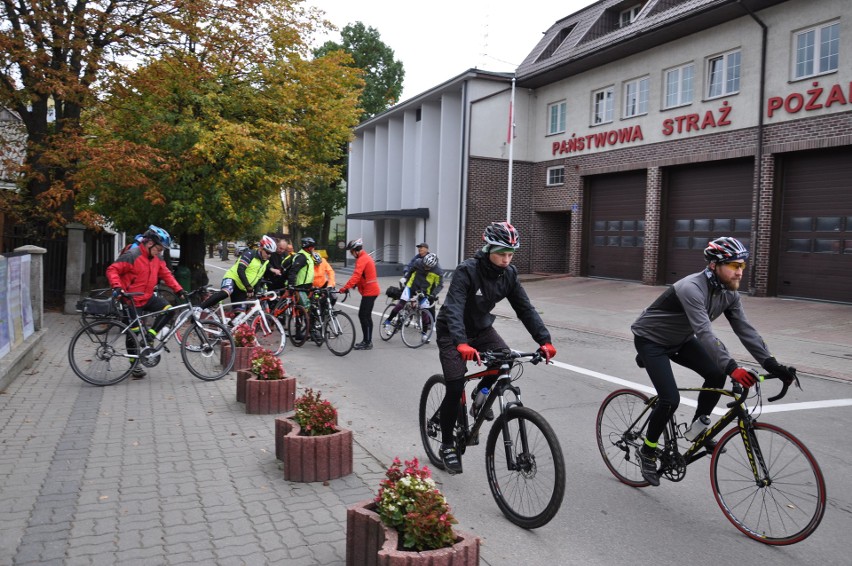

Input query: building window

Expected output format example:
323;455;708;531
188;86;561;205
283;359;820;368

592;87;614;125
664;63;694;108
619;4;642;28
547;101;567;135
547;166;565;186
707;50;740;99
793;21;839;80
623;76;649;118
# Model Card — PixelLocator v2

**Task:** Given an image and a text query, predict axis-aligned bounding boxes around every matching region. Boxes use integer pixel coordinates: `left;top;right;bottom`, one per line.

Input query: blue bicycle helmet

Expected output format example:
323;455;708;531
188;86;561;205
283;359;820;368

143;225;172;248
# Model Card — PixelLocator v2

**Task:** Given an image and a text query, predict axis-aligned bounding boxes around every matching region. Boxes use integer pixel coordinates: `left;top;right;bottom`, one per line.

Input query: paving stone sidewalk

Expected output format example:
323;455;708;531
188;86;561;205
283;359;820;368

0;312;387;566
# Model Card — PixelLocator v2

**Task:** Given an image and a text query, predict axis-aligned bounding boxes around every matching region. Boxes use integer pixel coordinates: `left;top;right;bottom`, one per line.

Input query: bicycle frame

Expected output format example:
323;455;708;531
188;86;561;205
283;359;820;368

207;292;276;333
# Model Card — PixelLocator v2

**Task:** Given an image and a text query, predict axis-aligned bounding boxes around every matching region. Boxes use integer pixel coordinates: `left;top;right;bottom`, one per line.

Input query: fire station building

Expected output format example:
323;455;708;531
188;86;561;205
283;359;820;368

347;0;851;303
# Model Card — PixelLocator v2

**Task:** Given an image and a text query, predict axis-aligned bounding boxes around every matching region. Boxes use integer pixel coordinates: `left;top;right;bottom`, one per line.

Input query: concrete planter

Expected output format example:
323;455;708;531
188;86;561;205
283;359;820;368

275;416;352;482
222;344;254;372
236;369;252;403
245;376;296;415
346;500;480;566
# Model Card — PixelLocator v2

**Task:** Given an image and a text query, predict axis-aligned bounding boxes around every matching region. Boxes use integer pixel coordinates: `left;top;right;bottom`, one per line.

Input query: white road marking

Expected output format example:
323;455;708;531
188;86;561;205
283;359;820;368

552;360;852;415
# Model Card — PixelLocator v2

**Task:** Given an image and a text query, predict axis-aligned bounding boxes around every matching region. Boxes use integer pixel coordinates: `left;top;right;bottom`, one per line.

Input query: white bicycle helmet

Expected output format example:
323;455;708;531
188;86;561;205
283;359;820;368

259;235;276;253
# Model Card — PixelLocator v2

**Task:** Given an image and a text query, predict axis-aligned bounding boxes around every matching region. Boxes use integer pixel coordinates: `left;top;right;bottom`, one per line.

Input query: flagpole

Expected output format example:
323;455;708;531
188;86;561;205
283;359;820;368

506;77;515;223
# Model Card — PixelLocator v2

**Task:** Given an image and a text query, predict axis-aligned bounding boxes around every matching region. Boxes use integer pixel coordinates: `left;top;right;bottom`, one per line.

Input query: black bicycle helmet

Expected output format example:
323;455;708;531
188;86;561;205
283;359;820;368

704;236;749;263
345;238;363;252
301;237;316;249
422;253;438;268
143;225;172;248
482;221;520;250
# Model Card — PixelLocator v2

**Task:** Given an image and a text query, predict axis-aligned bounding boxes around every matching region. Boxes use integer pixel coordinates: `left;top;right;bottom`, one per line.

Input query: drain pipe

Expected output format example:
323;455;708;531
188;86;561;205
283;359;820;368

739;0;767;293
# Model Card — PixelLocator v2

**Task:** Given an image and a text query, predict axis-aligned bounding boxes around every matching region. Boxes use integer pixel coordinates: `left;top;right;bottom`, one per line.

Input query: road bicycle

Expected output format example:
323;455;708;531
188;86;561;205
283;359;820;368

201;289;285;355
69;289;235;385
287;288;356;356
419;349;566;529
596;369;826;545
379;291;436;348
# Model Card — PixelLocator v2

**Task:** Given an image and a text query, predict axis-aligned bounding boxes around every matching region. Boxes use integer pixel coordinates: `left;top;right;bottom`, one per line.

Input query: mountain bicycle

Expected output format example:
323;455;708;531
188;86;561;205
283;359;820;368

419;349;566;529
69;289;235;386
379;291;436;348
595;369;826;545
286;288;356;356
201;289;285;355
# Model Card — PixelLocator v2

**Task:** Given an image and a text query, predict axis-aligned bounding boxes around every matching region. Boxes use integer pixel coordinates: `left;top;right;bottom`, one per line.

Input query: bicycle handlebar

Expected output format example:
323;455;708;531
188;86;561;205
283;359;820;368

726;367;801;407
478;349;545;366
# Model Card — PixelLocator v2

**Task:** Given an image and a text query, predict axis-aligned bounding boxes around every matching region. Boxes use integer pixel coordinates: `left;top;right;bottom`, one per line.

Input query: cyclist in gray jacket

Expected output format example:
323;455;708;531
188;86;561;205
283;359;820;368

631;236;796;486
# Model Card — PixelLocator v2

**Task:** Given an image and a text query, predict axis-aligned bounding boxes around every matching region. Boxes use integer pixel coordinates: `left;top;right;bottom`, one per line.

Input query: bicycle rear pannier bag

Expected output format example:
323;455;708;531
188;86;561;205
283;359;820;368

385;285;401;300
76;298;119;318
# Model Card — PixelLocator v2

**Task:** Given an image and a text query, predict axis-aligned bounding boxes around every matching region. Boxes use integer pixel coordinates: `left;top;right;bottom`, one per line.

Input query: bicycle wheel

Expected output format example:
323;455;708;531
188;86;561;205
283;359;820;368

596;389;653;487
401;308;433;348
287;305;308;347
419;373;449;471
249;312;286;356
68;320;138;386
156;286;179;306
485;406;566;529
379;303;398;341
711;422;826;545
180;319;235;381
323;311;356;356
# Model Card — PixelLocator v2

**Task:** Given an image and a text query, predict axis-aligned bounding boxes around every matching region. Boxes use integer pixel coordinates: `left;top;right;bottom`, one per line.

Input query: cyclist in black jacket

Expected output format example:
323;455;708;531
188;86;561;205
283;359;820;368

434;221;556;474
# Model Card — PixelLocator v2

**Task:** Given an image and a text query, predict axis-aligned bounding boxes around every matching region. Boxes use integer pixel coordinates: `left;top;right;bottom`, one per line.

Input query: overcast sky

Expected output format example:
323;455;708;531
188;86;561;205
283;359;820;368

305;0;594;102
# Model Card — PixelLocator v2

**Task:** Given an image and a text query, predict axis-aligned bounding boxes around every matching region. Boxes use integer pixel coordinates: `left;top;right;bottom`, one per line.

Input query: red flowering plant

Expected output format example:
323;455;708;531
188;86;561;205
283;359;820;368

249;347;285;380
375;457;458;551
232;323;257;347
293;388;338;436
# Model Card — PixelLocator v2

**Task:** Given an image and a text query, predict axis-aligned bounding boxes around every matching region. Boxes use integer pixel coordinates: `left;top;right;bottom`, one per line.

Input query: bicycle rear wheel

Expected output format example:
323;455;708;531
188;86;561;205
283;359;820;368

180;319;234;381
419;373;450;471
711;422;826;545
68;320;138;386
323;311;356;356
485;406;565;529
249;312;286;356
379;303;398;341
596;389;653;487
287;305;308;347
401;308;433;348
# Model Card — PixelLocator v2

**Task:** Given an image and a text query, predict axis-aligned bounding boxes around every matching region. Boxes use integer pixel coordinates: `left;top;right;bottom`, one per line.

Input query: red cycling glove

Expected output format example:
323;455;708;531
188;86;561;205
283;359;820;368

538;343;557;363
730;367;757;387
456;344;481;365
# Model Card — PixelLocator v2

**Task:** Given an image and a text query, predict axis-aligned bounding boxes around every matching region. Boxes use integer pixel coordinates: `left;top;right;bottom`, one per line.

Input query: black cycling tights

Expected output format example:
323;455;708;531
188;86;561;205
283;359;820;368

634;335;726;445
358;295;376;343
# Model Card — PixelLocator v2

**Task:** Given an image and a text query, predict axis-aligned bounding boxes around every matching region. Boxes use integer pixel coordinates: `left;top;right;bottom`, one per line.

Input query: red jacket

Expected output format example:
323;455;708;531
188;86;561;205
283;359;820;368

106;246;183;306
340;252;380;297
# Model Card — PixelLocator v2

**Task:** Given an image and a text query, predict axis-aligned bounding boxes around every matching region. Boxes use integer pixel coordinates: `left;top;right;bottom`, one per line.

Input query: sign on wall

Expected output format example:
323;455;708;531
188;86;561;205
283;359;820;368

0;254;34;360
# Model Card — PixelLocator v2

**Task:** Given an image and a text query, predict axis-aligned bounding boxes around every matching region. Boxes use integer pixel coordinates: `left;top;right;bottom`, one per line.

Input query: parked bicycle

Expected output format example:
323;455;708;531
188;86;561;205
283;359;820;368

419;349;566;529
287;288;356;356
595;369;826;545
69;289;235;385
201;288;285;355
380;290;436;348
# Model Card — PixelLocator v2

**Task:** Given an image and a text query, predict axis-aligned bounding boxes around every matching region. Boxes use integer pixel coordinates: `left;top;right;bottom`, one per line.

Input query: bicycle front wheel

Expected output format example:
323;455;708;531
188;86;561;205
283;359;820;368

323;311;356;356
401;308;433;348
287;305;308;347
68;320;138;386
379;304;397;341
596;389;653;487
419;373;449;471
180;319;235;381
485;406;565;529
711;422;826;545
249;312;286;356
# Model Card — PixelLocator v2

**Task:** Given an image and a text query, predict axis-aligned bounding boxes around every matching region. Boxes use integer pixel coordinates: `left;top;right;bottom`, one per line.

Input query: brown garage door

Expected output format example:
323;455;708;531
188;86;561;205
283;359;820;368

776;147;852;303
663;159;754;287
586;171;646;281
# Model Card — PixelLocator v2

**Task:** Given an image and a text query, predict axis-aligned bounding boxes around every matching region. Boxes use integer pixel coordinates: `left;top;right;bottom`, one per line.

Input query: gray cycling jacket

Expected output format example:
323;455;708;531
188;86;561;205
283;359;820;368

631;269;773;375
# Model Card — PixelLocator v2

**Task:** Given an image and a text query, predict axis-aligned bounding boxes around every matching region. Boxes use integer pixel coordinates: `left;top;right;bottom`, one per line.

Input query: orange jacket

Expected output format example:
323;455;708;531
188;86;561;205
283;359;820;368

340;252;380;297
312;259;336;288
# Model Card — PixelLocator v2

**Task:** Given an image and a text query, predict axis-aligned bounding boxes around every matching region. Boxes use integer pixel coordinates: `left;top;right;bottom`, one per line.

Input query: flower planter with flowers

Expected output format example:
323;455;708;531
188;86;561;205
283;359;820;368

224;323;257;377
346;458;479;566
275;389;352;482
244;347;295;414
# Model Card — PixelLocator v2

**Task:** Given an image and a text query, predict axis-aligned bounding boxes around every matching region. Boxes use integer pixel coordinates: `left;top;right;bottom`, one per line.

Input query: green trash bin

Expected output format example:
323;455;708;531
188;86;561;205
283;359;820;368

175;265;191;292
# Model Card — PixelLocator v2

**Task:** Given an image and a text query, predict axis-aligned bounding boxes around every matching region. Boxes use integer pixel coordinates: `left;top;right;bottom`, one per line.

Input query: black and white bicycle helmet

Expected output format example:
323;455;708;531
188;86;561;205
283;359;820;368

704;236;749;263
301;237;316;249
312;251;322;265
259;235;276;253
345;238;363;252
422;253;438;268
482;221;520;250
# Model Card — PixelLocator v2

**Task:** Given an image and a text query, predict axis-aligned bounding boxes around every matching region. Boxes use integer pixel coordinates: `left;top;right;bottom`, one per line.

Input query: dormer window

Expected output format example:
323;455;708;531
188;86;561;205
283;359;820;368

619;4;643;28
